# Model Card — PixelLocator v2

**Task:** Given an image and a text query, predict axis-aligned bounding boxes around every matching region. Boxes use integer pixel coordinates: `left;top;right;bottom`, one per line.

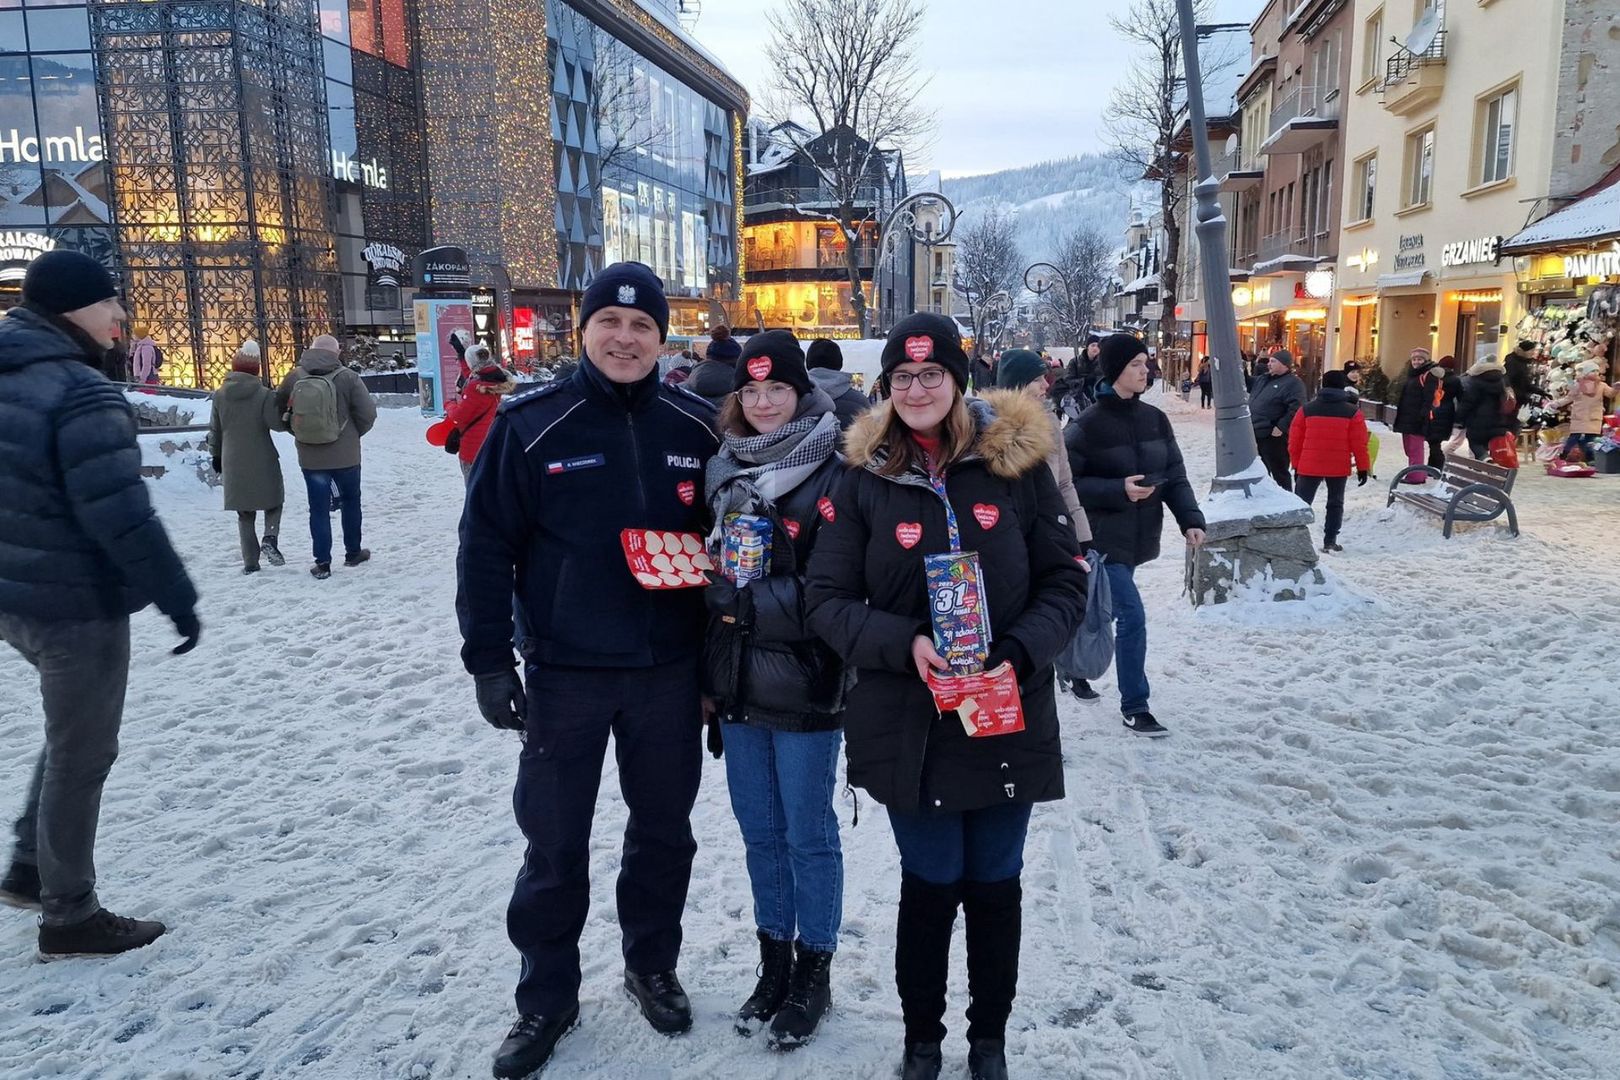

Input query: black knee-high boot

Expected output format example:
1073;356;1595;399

895;872;961;1051
963;875;1022;1079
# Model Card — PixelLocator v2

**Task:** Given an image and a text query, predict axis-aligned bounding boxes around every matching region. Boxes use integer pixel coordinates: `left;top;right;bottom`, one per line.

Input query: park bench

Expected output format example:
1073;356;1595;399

1387;454;1519;539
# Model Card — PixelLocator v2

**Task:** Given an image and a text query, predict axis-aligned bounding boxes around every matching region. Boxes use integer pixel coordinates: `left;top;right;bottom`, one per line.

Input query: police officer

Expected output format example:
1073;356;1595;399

456;262;720;1079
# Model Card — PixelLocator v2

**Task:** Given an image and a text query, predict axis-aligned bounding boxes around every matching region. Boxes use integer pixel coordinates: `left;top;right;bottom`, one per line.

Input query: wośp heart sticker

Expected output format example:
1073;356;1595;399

676;480;695;506
783;518;801;539
817;497;836;523
903;335;933;362
746;356;772;381
972;503;1000;529
895;522;922;549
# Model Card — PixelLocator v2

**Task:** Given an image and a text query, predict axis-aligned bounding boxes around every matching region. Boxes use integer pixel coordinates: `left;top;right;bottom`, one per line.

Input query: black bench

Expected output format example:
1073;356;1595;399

1387;454;1519;539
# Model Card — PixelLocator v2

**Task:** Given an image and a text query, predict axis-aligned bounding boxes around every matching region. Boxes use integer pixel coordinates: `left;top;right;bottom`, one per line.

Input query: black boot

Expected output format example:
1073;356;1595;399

768;942;832;1050
0;860;41;910
37;907;165;959
969;1037;1009;1080
963;876;1022;1048
901;1041;944;1080
624;969;692;1035
491;1006;579;1079
261;536;285;566
736;931;794;1036
896;872;961;1048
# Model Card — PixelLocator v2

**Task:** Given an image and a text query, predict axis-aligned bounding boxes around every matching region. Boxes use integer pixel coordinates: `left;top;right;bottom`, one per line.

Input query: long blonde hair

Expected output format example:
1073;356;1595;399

872;390;976;477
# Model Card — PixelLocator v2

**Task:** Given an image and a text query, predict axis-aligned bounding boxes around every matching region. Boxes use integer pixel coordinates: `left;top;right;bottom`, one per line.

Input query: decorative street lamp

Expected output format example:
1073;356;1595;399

877;190;959;329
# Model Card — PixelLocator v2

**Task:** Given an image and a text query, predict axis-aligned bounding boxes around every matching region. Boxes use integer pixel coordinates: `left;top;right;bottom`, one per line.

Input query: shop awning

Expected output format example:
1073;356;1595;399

1377;269;1430;289
1500;179;1620;254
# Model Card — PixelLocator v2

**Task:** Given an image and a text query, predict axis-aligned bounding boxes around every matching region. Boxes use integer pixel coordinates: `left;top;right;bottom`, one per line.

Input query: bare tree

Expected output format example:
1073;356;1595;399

1035;225;1115;354
953;205;1023;358
1102;0;1214;354
765;0;933;337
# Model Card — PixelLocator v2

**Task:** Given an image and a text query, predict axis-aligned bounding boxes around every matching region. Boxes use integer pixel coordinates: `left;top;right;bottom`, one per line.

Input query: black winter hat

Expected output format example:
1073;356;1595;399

806;338;843;371
707;325;742;363
1322;370;1350;390
23;250;117;316
1271;348;1295;368
733;330;812;396
881;313;970;390
1098;333;1147;384
995;348;1046;390
579;261;670;342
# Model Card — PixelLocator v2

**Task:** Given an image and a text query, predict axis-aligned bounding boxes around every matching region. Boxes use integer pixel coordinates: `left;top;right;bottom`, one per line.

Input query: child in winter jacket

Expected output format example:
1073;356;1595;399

1288;371;1371;553
426;357;517;481
1551;360;1615;462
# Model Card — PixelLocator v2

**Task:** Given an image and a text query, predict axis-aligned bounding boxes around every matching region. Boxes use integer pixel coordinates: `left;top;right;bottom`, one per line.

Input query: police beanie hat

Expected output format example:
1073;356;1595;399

733;329;812;396
1099;333;1147;384
881;312;970;390
580;261;670;342
995;348;1047;390
1322;370;1350;390
23;250;117;316
806;338;844;371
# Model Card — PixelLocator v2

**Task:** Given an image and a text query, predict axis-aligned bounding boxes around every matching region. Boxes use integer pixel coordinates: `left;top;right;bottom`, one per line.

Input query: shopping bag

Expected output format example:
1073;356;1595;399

1056;551;1114;681
1487;434;1519;470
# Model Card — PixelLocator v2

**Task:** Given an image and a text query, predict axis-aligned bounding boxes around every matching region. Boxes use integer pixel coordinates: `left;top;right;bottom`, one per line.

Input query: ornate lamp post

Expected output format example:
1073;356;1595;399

876;191;959;330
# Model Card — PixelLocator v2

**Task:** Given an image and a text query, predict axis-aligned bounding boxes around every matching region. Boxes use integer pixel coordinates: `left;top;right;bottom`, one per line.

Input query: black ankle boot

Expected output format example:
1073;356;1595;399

768;942;832;1049
901;1040;944;1080
963;876;1022;1046
895;872;961;1047
969;1037;1009;1080
736;931;794;1036
624;969;691;1035
492;1006;579;1078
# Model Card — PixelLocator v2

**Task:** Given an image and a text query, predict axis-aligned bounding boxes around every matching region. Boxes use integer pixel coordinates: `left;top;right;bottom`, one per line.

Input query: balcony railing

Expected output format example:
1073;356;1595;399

746;185;888;210
1268;84;1342;138
746;248;877;272
1384;29;1447;87
1256;226;1335;267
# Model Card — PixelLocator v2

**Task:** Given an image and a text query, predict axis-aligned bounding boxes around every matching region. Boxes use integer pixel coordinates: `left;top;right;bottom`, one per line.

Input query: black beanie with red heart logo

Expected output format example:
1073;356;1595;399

732;329;812;395
880;312;970;390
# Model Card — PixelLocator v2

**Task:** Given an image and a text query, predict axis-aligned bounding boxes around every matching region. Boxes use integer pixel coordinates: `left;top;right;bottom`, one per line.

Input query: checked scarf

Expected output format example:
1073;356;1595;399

705;390;841;565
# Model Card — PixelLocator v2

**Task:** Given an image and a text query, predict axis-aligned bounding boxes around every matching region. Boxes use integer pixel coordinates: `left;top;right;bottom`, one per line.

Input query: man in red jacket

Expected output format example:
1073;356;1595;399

1288;370;1371;553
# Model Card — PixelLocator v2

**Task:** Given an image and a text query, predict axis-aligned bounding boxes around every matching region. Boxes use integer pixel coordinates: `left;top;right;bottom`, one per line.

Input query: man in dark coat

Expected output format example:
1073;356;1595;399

457;262;721;1079
686;324;742;407
805;337;869;430
1247;348;1306;489
1067;334;1205;737
0;251;199;956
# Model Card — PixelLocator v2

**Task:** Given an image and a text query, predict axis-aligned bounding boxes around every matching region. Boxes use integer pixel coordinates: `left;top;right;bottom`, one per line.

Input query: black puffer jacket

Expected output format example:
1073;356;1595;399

805;390;1087;814
1392;362;1438;434
0;307;197;623
1065;389;1205;568
704;452;849;732
1455;368;1516;443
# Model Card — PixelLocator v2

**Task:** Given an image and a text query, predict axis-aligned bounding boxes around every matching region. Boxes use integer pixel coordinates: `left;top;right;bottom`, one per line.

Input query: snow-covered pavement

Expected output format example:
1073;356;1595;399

2;399;1617;1080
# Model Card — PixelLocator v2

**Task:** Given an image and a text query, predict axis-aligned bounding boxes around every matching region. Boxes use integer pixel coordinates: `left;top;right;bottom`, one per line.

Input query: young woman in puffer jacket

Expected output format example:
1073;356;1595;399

427;351;518;481
702;330;849;1051
806;313;1087;1080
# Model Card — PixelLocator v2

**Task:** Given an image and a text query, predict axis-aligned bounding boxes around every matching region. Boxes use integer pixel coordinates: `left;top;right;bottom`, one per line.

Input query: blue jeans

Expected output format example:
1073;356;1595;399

723;724;844;952
886;802;1033;885
1104;561;1150;716
301;465;362;565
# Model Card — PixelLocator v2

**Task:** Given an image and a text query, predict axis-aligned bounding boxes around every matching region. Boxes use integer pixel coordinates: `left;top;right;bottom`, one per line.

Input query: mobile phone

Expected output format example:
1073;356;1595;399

1137;474;1165;488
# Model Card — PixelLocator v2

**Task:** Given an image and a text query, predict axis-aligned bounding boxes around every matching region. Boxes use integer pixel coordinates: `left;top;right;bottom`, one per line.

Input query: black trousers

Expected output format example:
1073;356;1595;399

1294;474;1347;544
509;658;703;1016
1256;432;1292;490
1426;438;1447;469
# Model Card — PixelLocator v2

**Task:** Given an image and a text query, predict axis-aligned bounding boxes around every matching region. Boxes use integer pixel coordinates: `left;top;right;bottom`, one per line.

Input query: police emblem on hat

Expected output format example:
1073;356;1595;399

617;284;637;305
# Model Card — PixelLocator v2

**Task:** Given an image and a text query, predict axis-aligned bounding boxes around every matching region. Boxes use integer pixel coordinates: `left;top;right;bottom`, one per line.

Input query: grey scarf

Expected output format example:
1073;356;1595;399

706;389;840;550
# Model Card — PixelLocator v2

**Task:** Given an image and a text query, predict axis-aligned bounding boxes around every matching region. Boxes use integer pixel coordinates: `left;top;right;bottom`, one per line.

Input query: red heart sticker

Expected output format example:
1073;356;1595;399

817;497;836;523
783;518;801;540
746;356;772;381
903;335;934;362
676;480;695;506
972;503;1000;529
895;522;922;549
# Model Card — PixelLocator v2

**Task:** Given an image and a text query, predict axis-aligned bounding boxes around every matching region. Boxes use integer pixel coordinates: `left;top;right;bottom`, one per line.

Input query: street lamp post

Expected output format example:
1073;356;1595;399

1174;0;1259;490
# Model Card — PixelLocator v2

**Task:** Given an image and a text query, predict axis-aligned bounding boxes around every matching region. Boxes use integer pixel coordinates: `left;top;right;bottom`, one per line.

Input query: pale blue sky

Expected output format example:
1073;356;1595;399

689;0;1260;177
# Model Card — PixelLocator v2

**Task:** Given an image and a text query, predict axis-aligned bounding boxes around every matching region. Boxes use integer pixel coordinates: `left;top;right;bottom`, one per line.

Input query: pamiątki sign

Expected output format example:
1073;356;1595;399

412;246;471;292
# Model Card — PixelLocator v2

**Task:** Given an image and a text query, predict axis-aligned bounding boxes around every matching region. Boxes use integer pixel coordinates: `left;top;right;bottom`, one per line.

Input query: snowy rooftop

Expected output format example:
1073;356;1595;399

1502;180;1620;252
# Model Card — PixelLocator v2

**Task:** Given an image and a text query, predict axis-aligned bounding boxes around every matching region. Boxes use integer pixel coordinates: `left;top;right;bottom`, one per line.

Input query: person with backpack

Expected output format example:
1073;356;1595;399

1287;371;1371;554
210;340;288;573
275;334;378;579
128;332;162;385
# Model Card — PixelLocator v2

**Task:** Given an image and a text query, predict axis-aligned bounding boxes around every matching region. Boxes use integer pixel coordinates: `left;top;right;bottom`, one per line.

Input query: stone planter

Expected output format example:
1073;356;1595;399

1186;505;1325;606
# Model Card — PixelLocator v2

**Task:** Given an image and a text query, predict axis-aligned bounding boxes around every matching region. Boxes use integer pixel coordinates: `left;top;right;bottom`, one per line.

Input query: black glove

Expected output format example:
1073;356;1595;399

474;669;527;731
986;639;1032;682
704;574;755;626
211;456;221;474
706;714;724;759
170;611;201;655
1357;470;1370;486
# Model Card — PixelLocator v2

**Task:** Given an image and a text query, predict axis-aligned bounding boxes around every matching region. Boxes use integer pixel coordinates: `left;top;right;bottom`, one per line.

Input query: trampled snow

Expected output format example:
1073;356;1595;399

2;398;1617;1079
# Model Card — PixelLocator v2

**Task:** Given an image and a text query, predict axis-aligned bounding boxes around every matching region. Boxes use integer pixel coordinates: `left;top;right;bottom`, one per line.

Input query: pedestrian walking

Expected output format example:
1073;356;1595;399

209;340;287;573
0;250;200;955
1550;360;1615;461
996;349;1098;702
1248;348;1306;490
457;262;721;1080
805;337;869;430
427;355;518;483
805;313;1088;1080
274;334;377;579
1195;356;1213;409
128;331;162;385
1425;356;1462;469
687;324;743;407
1503;339;1542;417
1067;334;1206;738
1288;371;1371;554
1392;348;1439;475
702;330;849;1049
1453;356;1518;463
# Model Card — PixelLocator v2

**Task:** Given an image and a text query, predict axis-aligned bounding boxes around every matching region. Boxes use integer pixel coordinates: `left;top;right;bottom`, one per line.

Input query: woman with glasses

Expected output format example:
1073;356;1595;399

702;330;851;1049
806;314;1087;1080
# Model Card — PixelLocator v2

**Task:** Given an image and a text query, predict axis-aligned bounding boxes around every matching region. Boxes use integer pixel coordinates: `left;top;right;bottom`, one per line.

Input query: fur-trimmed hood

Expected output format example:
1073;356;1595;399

842;388;1054;480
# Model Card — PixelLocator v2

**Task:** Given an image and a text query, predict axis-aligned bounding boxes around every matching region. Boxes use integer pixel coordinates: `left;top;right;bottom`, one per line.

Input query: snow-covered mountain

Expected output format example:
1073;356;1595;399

937;155;1137;261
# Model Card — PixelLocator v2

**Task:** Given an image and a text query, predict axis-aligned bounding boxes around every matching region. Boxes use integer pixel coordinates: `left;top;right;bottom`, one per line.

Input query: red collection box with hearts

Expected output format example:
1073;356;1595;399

927;662;1026;738
620;529;714;589
924;551;991;674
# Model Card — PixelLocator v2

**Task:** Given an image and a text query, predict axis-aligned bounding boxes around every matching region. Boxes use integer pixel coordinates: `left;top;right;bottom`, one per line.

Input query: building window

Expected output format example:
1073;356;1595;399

1353;154;1376;222
1404;127;1434;208
1414;0;1445;20
1477;85;1518;186
1362;9;1384;84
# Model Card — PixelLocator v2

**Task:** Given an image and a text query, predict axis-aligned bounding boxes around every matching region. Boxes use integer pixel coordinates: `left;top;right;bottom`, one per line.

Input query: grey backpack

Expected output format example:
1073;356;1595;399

1056;551;1114;681
289;371;346;445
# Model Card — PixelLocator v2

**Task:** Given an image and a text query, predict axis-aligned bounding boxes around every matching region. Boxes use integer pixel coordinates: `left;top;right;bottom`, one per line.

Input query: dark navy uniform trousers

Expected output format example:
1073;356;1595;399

509;658;703;1017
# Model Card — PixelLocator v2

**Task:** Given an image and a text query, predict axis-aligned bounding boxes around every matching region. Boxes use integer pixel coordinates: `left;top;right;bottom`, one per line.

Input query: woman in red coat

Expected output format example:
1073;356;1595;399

427;363;518;481
1288;370;1371;553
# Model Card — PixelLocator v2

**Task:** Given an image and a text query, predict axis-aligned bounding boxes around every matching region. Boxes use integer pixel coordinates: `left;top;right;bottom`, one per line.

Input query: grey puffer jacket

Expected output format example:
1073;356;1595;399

210;371;286;511
273;348;377;471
